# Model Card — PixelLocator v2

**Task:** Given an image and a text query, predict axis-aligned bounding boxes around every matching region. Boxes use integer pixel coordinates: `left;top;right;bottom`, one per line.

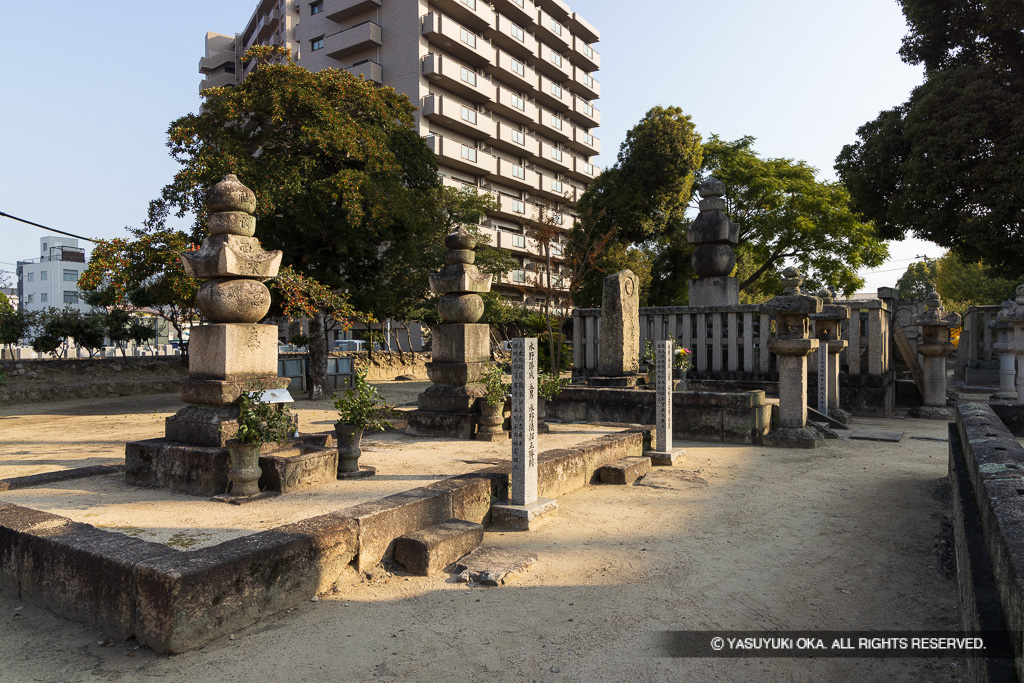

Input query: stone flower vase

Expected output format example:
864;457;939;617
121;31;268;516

335;424;365;474
226;440;262;497
537;397;551;433
673;368;688;390
477;400;506;441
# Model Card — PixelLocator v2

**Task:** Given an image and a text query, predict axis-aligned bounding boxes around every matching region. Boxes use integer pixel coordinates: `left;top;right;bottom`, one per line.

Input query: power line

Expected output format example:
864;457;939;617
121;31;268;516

0;211;95;243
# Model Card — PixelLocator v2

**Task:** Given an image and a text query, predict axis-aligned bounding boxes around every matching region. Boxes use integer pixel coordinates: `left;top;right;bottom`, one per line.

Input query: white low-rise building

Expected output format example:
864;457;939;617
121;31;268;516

16;237;91;313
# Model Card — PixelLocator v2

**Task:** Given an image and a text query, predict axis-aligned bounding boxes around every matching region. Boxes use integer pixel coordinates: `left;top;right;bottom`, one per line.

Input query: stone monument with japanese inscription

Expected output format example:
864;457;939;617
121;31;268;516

990;299;1018;403
1005;286;1024;406
592;270;640;386
687;178;740;306
647;340;683;465
491;338;558;529
406;227;491;439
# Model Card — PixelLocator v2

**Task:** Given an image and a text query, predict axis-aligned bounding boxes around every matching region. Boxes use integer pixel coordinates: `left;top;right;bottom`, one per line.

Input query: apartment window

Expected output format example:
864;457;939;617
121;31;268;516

551;244;563;257
460;67;477;86
512;198;526;214
310;1;323;15
26;272;33;283
40;293;48;303
584;132;595;146
550;82;562;98
461;106;477;124
583;101;594;116
461;145;478;162
511;58;525;77
460;28;476;48
40;271;47;281
511;164;526;179
63;291;78;305
550;115;562;130
460;0;476;8
311;37;324;51
550;51;563;68
549;19;563;36
551;148;563;162
510;129;526;145
63;269;77;282
510;94;525;110
512;269;526;283
552;179;564;193
511;24;525;42
584;162;595;175
553;213;564;225
513;0;524;6
583;72;594;87
511;234;526;248
25;294;33;304
582;43;594;58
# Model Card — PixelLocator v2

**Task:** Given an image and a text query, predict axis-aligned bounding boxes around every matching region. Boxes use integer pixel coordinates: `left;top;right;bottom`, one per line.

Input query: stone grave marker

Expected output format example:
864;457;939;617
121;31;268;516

648;340;683;466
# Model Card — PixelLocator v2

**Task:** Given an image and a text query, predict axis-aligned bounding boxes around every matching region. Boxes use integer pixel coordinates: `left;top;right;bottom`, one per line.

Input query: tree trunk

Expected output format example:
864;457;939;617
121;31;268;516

307;310;331;401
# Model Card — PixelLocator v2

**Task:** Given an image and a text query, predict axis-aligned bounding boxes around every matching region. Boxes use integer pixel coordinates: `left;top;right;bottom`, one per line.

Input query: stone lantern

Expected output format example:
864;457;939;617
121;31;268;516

765;267;823;448
989;299;1018;403
908;291;960;419
406;228;492;439
810;288;851;423
1003;285;1024;407
687;178;740;306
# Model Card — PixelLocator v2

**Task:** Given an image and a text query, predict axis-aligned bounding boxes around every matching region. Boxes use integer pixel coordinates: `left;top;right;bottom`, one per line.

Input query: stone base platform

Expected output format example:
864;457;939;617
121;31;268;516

763;426;823;449
588;376;640;388
647;448;685;466
405;410;478;440
907;405;956;420
126;433;337;497
490;498;558;530
598;456;652;485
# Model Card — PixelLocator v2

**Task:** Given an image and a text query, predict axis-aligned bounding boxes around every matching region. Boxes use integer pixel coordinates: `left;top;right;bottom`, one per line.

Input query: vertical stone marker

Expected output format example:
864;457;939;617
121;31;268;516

1009;286;1024;405
492;337;557;530
908;291;960;419
648;340;683;466
989;298;1018;403
810;289;851;423
593;270;640;386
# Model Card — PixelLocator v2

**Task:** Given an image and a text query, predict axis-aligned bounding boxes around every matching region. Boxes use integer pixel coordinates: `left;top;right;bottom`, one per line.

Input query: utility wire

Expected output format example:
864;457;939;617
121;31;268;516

0;211;95;243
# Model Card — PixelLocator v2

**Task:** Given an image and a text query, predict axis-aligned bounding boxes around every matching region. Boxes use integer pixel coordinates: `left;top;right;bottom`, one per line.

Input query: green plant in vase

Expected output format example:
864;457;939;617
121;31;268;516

229;390;294;497
333;367;396;473
477;363;510;441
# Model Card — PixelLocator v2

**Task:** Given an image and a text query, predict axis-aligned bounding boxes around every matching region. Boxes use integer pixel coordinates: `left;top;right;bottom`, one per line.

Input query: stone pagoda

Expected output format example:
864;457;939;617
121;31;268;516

406;228;492;439
687;178;740;306
908;291;960;419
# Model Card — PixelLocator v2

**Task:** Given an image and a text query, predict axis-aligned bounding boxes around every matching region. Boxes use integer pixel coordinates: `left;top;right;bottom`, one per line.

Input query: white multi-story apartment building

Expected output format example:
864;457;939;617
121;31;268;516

16;238;90;314
200;0;600;308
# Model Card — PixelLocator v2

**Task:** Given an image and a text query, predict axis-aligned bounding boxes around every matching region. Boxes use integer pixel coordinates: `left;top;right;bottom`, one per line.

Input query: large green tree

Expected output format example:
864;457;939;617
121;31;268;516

147;47;446;399
835;0;1024;279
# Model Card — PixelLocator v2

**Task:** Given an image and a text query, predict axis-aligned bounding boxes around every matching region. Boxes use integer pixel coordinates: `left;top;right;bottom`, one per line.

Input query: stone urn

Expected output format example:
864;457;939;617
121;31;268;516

335;424;365;474
537;397;551;433
225;440;262;497
477;400;506;441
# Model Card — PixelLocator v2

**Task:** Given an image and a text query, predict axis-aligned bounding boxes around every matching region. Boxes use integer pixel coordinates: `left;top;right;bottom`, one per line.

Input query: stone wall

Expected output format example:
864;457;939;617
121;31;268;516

0;357;187;406
351;351;429;381
948;403;1024;681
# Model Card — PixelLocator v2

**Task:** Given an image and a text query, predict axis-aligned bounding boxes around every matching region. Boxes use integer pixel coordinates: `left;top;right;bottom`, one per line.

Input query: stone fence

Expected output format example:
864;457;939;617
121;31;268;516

955;304;1003;385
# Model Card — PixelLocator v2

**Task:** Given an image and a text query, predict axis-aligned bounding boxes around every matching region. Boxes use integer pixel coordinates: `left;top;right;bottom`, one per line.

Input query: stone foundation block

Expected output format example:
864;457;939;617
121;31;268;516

164;405;240;447
688;276;739;307
176;376;288;407
259;447;338;493
598;456;652;485
405;409;478;439
393;519;484;575
188;324;278;380
490;498;558;530
430;324;489;364
126;438;231;497
764;427;823;449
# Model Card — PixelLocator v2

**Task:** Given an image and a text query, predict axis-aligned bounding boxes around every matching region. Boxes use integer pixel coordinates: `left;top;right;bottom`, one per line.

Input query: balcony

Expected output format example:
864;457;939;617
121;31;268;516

422;54;496;103
488;14;537;59
347;59;382;84
567;126;600;156
441;175;481;193
534;74;571;112
487;158;539;191
534;174;578;203
429;0;495;31
490;0;536;26
487;50;535;91
531;43;572;81
199;72;236;93
422;13;495;67
569;35;600;71
324;0;381;22
531;108;572;143
489;86;538;125
491;122;540;157
568;65;600;99
489;192;531;222
537;140;573;174
534;0;570;22
325;21;382;59
257;9;280;39
199;52;235;74
568;11;600;43
534;9;571;51
567;94;600;128
422;94;496;140
428;135;497;176
566;155;597;183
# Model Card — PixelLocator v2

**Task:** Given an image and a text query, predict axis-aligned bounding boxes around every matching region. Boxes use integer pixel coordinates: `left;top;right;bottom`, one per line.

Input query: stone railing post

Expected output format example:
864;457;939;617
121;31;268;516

765;267;823;448
810;289;851;423
908;291;961;419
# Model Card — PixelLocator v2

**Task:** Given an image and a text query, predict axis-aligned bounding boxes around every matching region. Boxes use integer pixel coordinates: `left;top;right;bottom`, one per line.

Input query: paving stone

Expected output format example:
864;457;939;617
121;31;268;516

849;429;905;443
597;456;652;485
452;546;539;586
393;519;483;575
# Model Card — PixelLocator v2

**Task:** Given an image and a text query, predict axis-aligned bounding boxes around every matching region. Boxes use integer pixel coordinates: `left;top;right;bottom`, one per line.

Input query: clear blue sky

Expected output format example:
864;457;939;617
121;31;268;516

0;0;939;292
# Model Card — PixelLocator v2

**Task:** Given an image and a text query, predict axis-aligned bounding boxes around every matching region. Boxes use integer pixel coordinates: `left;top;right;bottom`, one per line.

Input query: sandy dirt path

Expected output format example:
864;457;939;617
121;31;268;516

0;392;959;682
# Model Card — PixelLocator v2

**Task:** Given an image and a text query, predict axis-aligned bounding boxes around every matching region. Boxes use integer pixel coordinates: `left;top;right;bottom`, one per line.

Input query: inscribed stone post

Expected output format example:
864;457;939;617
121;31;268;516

657;340;672;453
597;270;639;377
817;347;828;416
511;338;538;507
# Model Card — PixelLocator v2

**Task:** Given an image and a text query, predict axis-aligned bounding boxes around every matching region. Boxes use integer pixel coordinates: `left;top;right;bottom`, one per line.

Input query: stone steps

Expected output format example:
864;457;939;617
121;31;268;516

393;519;484;575
597;455;652;485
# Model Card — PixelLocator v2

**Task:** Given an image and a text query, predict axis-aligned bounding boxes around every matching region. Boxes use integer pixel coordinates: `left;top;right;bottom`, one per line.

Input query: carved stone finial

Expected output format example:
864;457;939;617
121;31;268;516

699;177;726;199
782;266;803;295
816;288;834;305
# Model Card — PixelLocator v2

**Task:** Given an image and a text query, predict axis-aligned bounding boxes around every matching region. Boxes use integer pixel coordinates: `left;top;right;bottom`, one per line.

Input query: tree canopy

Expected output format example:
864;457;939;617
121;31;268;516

894;259;938;299
835;0;1024;279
